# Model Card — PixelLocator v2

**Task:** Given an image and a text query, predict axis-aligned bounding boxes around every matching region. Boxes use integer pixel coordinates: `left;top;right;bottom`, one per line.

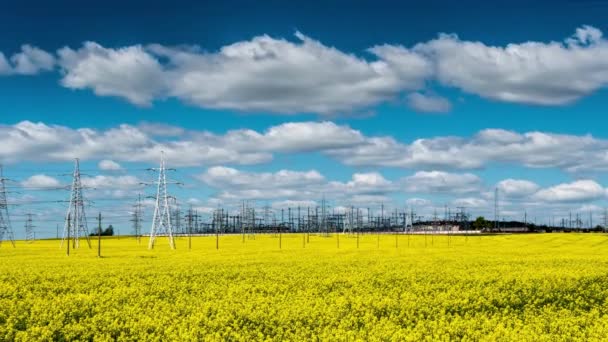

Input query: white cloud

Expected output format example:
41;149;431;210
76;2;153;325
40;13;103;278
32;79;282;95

347;194;391;206
200;167;396;204
137;122;185;137
577;204;604;214
329;128;608;172
566;25;603;47
198;166;325;190
271;200;318;210
0;121;270;166
452;197;488;208
98;159;122;171
5;121;608;175
407;92;451;113
330;172;393;195
56;33;430;115
0;53;10;74
10;45;55;75
221;121;365;153
497;179;540;198
21;174;61;188
0;120;367;167
4;25;608;113
57;42;165;106
410;25;608;105
532;180;605;202
406;198;432;207
81;175;143;189
0;45;55;76
402;171;482;194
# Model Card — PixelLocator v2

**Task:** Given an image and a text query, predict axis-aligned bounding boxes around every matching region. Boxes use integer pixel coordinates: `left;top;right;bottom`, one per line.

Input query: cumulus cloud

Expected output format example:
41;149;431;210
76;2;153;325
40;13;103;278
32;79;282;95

329;128;608;172
11;45;55;75
328;172;393;195
402;171;483;194
220;121;365;153
452;197;488;208
0;45;54;75
497;179;540;198
21;174;62;188
199;167;396;204
410;25;608;105
532;180;605;202
98;159;122;171
406;198;432;207
57;42;165;105
81;175;143;189
0;53;10;74
0;120;370;168
198;166;325;190
406;92;452;113
137;122;185;137
4;121;608;175
5;26;608;113
56;32;430;114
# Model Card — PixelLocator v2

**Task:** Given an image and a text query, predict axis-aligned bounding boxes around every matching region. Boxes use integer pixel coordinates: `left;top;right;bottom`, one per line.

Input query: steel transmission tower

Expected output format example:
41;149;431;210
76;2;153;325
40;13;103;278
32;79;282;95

343;205;356;234
24;213;35;243
61;159;91;249
0;165;15;248
131;194;143;243
148;153;176;249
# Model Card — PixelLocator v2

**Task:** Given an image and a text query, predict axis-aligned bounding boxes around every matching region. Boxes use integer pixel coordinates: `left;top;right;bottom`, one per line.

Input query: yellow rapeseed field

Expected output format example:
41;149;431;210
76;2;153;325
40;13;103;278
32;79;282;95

1;233;608;341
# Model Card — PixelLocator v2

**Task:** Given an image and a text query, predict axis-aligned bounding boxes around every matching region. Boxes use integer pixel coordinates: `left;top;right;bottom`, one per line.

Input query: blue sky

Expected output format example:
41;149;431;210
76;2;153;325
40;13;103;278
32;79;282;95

2;0;608;237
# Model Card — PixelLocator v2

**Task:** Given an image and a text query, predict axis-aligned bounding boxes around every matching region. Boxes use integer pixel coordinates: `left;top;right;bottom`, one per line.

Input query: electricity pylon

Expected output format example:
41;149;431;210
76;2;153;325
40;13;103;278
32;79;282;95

131;194;143;243
148;153;176;249
24;213;35;243
0;165;15;248
61;159;91;249
343;206;356;234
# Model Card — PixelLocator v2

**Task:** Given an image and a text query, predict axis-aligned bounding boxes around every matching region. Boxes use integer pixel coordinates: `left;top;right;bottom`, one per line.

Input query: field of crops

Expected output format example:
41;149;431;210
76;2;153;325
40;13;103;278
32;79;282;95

1;233;608;341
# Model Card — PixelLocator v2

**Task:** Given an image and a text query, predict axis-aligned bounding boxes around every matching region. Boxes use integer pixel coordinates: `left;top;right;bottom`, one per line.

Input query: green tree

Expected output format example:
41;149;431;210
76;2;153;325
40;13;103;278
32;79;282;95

472;216;488;231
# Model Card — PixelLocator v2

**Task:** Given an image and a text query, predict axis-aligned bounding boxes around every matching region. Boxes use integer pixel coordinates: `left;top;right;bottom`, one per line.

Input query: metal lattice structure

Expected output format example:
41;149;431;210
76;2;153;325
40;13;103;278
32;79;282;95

240;201;256;239
343;206;358;234
148;153;175;249
0;165;15;248
61;159;91;249
131;194;143;243
24;213;35;243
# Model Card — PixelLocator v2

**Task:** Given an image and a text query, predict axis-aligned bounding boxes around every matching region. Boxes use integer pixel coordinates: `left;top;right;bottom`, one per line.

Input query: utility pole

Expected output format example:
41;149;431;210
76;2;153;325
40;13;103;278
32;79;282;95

61;159;91;249
494;187;499;232
241;201;246;243
97;213;102;258
173;198;181;235
66;214;70;256
148;152;176;249
187;205;194;250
